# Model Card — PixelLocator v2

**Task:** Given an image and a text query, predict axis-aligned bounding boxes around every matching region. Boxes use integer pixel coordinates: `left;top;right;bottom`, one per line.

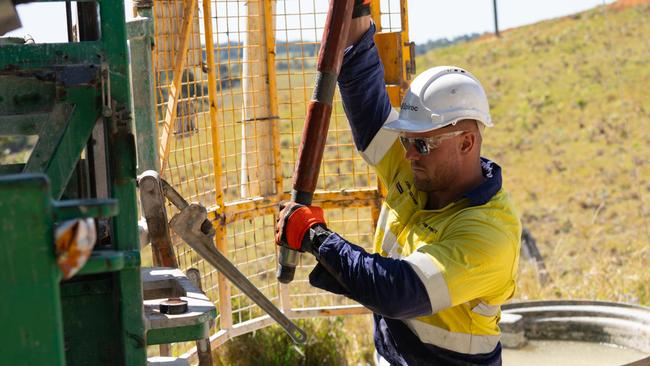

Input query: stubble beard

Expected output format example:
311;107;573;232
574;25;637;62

412;163;456;193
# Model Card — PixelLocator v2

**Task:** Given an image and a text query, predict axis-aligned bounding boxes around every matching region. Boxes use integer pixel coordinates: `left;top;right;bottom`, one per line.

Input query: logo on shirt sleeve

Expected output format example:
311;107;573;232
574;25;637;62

395;180;418;204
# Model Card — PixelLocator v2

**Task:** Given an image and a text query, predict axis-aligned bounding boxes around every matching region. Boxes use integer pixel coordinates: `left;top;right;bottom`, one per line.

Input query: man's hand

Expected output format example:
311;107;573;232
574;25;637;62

275;202;327;254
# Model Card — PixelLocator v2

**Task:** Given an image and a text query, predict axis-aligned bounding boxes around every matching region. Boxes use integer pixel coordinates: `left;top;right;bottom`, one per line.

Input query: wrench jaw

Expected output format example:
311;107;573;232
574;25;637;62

170;202;308;344
170;203;209;238
138;171;307;343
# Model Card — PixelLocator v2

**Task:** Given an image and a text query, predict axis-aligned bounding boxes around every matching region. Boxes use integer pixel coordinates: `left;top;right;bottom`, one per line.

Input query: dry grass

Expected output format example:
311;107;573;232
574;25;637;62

418;3;650;304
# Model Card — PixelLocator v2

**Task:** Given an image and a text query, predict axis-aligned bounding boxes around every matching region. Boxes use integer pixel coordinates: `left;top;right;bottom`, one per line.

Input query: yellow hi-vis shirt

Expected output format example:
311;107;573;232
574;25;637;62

362;128;522;355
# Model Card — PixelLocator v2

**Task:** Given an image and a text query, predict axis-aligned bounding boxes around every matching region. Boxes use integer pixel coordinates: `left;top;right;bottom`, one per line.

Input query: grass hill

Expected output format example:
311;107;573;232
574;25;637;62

416;1;650;304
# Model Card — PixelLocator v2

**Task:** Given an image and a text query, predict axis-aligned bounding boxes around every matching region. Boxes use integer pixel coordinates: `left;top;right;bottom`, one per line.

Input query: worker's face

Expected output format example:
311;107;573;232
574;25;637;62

401;128;466;192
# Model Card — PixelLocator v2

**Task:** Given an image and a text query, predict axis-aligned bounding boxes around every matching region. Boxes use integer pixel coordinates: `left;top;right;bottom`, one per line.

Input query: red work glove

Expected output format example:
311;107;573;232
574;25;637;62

353;0;371;18
275;202;326;252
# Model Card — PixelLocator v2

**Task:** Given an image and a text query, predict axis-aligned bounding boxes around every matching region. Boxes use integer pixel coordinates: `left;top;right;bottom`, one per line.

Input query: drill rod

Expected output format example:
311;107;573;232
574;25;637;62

277;0;355;283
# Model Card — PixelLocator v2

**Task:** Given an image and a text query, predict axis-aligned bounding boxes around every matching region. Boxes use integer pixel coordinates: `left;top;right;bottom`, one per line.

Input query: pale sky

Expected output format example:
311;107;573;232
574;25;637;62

407;0;613;44
6;0;613;44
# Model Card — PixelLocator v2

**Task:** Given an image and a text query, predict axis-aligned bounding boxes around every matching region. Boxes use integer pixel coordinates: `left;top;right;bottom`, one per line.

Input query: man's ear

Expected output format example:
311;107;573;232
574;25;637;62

459;133;475;154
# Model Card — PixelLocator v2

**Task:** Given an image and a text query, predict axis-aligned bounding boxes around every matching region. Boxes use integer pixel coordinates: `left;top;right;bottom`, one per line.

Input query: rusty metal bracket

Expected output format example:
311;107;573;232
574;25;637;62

137;170;177;267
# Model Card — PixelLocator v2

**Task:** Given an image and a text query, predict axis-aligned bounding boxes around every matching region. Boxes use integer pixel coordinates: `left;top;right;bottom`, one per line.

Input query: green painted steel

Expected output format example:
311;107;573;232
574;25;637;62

0;0;216;363
76;250;141;276
127;9;159;173
0;112;48;135
52;198;119;221
146;321;214;345
1;0;146;363
0;174;66;366
0;164;24;174
0;74;55;115
99;0;148;363
0;42;104;68
21;104;71;173
41;91;99;199
60;276;125;366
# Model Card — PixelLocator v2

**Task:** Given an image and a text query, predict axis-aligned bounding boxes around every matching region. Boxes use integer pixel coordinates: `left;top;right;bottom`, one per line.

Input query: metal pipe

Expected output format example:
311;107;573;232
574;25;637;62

65;1;74;42
128;8;159;173
277;0;354;284
263;0;283;201
493;0;500;37
201;0;233;331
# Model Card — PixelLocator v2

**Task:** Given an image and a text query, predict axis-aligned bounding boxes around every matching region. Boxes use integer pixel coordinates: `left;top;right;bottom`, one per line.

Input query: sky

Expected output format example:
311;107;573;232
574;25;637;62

406;0;613;44
5;0;614;44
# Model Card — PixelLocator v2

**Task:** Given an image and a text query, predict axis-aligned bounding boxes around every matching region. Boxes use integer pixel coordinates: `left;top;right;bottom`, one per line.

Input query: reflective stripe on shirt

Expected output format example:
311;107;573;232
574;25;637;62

472;302;501;317
381;229;401;259
404;319;501;355
360;109;399;165
403;251;451;313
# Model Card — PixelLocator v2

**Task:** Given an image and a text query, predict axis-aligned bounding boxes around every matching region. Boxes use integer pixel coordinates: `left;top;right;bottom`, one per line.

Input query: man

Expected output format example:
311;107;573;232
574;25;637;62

275;5;521;365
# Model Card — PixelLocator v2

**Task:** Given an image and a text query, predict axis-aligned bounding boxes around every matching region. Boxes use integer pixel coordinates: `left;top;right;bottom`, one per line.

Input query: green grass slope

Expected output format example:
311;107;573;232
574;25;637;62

417;3;650;303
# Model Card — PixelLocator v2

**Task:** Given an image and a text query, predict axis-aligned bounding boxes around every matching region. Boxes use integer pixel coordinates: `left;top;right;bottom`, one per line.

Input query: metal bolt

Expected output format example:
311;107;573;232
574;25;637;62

159;297;188;315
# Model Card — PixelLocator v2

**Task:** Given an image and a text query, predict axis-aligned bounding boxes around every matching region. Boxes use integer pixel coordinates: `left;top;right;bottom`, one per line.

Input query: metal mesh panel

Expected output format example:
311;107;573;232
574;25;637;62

378;0;403;32
149;0;409;356
154;0;216;207
202;0;280;202
274;0;376;193
227;214;279;323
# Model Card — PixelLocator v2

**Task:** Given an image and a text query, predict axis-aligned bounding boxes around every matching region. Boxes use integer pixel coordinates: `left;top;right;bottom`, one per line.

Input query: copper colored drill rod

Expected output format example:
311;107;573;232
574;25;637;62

279;0;354;284
292;101;332;196
291;0;354;202
317;0;354;76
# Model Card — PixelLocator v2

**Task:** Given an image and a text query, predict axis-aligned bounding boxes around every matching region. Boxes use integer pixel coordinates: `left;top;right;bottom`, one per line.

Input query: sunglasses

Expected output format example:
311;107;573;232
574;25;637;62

399;130;466;155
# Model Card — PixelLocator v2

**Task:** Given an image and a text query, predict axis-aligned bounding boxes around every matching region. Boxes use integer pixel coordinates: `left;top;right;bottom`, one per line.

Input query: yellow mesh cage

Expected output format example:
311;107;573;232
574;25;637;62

148;0;411;357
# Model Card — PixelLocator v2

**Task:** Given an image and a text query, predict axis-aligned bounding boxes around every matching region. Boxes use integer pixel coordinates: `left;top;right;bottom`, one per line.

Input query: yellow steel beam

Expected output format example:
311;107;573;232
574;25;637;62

370;0;381;31
375;32;402;85
401;0;415;82
263;0;282;199
158;0;196;174
205;188;382;225
202;0;233;331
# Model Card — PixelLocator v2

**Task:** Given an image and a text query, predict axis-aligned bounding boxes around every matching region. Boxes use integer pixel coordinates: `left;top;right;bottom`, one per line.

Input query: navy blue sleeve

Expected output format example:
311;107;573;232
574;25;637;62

309;232;432;319
338;23;393;152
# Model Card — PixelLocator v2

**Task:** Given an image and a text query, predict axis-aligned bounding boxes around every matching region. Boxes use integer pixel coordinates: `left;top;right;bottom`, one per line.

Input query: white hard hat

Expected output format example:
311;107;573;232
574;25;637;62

383;66;493;133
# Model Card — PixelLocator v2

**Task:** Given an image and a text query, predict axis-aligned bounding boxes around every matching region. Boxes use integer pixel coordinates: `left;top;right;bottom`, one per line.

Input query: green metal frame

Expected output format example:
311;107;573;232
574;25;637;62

0;173;126;364
127;9;159;173
0;174;66;366
0;0;146;364
147;321;214;345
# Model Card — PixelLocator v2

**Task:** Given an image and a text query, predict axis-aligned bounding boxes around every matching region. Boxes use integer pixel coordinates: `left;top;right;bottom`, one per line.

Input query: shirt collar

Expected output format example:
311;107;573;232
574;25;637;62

463;157;502;206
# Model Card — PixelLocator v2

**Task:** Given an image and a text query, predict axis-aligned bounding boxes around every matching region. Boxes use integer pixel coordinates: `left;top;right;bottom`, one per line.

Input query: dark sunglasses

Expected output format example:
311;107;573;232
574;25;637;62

399;130;466;155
